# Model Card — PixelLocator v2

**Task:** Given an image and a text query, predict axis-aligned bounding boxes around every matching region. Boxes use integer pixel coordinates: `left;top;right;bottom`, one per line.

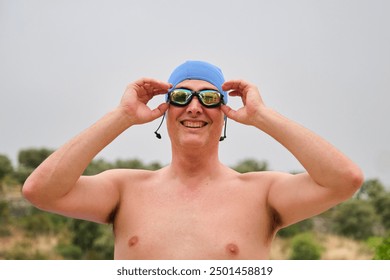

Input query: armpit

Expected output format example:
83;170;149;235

107;202;120;225
268;205;282;236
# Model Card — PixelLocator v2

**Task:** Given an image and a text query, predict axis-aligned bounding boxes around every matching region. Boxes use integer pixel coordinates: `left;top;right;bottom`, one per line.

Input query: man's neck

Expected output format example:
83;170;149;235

169;145;223;184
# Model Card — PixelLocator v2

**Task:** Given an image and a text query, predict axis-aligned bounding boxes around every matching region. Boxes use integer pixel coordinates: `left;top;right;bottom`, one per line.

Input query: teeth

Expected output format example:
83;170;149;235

182;121;207;128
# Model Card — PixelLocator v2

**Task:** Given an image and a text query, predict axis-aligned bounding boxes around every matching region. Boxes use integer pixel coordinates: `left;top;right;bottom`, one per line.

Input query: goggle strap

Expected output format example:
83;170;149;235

154;113;166;139
219;116;227;141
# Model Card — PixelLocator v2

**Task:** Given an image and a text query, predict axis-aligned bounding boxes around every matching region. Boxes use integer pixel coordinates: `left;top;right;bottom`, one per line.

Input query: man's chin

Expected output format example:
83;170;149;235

179;135;208;147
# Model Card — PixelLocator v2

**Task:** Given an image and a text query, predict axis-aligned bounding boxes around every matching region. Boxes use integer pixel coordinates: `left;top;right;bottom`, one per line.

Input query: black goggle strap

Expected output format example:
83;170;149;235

220;115;227;141
154;112;166;139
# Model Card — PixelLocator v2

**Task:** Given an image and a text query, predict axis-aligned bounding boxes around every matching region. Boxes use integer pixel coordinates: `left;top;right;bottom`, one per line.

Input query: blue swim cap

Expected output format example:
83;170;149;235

168;60;228;104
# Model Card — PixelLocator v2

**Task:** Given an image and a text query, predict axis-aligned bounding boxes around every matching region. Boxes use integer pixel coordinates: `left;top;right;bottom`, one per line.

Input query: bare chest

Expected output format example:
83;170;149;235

113;182;272;259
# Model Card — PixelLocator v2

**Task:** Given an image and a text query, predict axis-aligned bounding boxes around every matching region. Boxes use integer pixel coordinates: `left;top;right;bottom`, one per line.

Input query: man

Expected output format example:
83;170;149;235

23;60;363;259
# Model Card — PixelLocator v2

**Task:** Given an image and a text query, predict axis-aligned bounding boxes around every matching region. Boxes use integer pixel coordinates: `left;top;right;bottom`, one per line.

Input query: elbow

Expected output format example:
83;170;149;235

22;176;47;209
339;165;364;199
22;177;38;204
348;165;364;190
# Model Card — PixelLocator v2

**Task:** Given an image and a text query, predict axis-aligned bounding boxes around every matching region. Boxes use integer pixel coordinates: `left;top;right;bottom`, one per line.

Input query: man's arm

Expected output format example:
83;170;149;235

221;80;364;229
22;78;170;223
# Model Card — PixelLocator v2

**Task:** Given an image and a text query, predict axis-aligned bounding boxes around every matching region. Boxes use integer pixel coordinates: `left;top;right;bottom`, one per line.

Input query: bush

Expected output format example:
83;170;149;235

18;208;70;237
3;241;48;260
289;232;323;260
0;200;10;225
331;200;380;240
373;235;390;260
278;219;314;238
56;243;83;260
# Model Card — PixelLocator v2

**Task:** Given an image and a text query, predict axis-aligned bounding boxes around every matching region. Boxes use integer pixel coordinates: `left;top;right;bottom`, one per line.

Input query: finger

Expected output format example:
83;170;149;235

149;102;169;121
228;90;243;97
132;78;170;103
134;78;171;94
221;104;238;121
222;80;249;92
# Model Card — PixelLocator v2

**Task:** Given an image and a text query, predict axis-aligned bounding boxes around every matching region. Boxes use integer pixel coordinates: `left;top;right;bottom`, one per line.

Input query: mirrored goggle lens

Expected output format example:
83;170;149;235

169;89;222;107
170;89;192;105
198;90;222;106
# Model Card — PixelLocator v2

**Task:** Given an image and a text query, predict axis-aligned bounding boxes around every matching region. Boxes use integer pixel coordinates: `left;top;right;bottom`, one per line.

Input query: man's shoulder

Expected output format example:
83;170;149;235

232;169;279;181
94;167;163;183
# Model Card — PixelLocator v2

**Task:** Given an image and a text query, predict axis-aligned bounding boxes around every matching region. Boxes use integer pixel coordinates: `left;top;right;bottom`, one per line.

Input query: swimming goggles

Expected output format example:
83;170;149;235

168;88;224;108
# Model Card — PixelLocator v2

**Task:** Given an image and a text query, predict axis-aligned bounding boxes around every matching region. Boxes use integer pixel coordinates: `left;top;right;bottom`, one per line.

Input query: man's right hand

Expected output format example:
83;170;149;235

119;78;171;126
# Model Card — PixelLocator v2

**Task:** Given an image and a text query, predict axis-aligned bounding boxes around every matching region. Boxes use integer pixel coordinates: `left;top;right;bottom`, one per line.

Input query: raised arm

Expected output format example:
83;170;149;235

22;78;170;223
221;80;364;229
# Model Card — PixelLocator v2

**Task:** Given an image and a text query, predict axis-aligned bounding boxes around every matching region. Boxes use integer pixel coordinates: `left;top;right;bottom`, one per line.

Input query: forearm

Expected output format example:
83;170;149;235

254;107;363;190
23;108;132;202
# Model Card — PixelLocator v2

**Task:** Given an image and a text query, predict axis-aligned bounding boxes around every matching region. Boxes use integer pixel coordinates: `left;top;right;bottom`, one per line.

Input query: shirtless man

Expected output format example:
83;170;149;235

22;60;363;259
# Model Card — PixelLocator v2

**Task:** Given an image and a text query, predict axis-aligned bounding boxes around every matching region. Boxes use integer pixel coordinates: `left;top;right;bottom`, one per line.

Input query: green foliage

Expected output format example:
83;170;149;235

373;194;390;231
93;226;115;259
146;161;163;171
83;159;114;175
0;200;10;224
15;148;54;184
373;236;390;260
13;165;34;185
18;148;53;169
18;208;70;237
331;199;380;240
71;219;102;251
355;179;390;231
289;232;323;260
83;158;163;175
115;158;144;169
56;243;83;260
0;154;13;182
114;158;162;171
62;219;114;259
232;159;268;173
0;200;11;237
3;240;48;260
278;219;314;238
356;179;386;201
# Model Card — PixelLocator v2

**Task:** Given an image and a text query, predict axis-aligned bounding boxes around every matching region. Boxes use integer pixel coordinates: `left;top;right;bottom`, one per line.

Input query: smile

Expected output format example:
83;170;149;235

181;120;208;128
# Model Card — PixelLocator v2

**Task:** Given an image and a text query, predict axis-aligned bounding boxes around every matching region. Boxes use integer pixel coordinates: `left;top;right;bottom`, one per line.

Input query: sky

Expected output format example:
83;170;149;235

1;0;389;187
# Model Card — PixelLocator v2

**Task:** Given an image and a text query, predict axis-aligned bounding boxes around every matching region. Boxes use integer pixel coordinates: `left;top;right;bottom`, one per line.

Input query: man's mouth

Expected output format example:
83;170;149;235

181;120;208;128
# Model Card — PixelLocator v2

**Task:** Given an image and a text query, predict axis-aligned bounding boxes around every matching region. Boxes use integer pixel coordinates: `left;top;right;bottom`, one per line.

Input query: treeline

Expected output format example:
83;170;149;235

0;148;389;259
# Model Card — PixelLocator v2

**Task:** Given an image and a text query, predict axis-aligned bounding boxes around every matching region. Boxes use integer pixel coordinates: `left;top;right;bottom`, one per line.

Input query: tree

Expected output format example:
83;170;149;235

277;219;314;238
15;148;54;184
0;154;14;192
372;193;390;231
115;158;145;169
71;219;102;252
0;200;11;235
83;159;113;175
232;159;268;173
331;199;380;240
373;234;390;260
356;179;390;232
356;179;386;201
289;232;323;260
18;148;53;169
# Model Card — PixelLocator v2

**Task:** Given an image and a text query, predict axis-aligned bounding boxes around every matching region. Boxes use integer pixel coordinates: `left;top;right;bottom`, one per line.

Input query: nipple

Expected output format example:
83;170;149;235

226;243;239;256
128;236;139;247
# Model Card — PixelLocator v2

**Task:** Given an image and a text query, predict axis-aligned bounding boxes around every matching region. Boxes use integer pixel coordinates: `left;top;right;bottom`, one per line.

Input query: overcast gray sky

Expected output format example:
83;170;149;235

1;0;389;186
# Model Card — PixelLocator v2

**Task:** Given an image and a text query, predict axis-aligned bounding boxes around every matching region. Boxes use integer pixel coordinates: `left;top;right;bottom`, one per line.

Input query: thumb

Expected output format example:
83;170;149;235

221;104;237;121
149;102;169;121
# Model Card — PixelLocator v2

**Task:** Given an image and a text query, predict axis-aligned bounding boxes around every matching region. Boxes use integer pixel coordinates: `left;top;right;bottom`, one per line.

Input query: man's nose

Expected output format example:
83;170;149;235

186;96;203;115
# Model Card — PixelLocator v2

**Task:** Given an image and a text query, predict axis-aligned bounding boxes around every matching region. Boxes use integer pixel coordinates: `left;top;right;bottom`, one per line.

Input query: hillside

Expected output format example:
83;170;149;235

1;185;376;260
